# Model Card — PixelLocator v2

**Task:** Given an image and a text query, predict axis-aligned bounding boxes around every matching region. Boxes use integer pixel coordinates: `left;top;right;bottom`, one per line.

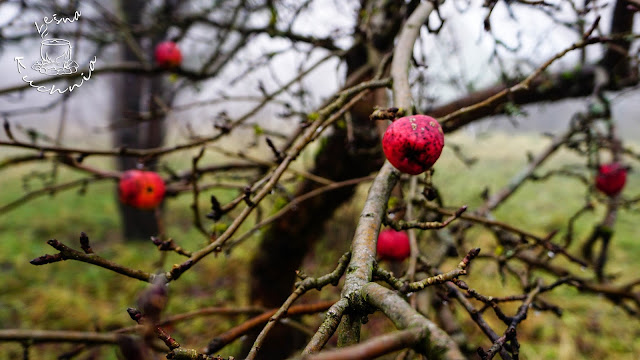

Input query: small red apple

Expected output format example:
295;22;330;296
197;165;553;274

377;229;411;261
154;41;182;69
595;163;627;196
382;115;444;175
119;170;166;210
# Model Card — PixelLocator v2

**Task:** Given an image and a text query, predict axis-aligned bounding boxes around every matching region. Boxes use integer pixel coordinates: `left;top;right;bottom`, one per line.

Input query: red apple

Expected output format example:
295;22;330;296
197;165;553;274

595;163;627;196
119;170;166;210
377;229;411;261
154;41;182;69
382;115;444;175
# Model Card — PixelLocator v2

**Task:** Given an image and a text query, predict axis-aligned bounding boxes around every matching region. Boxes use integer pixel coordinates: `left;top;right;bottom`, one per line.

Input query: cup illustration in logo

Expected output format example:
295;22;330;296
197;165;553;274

41;38;71;63
32;38;79;75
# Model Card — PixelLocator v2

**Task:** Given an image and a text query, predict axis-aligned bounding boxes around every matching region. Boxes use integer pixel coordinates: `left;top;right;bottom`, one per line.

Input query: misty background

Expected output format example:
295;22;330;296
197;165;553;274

0;0;638;153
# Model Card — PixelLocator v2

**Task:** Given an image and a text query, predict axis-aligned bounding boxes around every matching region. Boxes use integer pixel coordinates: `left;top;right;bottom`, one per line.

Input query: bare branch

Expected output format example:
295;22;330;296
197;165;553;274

245;252;351;359
205;301;336;355
299;327;426;360
0;329;120;345
302;298;350;355
31;239;153;282
362;283;465;359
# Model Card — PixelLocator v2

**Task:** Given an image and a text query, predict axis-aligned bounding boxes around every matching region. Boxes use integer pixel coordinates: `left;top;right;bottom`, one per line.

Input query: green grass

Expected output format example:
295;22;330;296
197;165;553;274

1;131;640;359
0;157;259;358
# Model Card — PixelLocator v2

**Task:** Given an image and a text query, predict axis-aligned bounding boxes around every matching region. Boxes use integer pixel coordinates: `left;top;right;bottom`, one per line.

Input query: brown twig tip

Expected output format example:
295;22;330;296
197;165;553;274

128;307;181;351
79;232;94;254
369;107;403;121
30;253;63;265
583;15;600;39
127;308;143;322
265;137;284;162
170;260;194;280
477;347;488;359
214;121;232;134
151;237;193;257
46;239;64;250
75;153;87;163
243;186;255;207
205;195;223;221
544;229;559;241
456;205;468;216
3;117;15;141
460;248;481;269
452;278;469;290
151;236;163;246
295;269;309;280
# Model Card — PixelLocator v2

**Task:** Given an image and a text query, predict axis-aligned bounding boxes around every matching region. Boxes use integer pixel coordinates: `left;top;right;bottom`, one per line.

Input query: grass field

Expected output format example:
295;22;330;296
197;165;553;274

0;131;639;359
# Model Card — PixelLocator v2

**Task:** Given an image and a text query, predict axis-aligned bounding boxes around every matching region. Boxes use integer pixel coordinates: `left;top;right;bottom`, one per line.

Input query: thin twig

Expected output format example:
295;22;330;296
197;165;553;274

299;328;427;360
0;330;120;344
205;301;336;355
31;239;152;282
226;175;375;251
302;298;350;355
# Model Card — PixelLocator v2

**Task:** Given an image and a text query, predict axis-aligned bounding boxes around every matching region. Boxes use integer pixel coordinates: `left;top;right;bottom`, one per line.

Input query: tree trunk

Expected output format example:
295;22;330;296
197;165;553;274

599;0;635;81
242;1;410;358
113;0;166;240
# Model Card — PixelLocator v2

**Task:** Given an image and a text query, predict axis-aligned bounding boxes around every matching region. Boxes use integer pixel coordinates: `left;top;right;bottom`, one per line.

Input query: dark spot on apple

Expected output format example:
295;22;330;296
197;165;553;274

402;145;423;164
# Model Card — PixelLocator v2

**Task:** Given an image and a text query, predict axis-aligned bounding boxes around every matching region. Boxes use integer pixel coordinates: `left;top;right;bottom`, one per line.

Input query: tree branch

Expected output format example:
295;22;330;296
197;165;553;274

438;33;640;133
362;283;465;359
245;252;351;359
31;238;153;282
205;301;336;355
0;329;120;344
299;327;426;360
302;298;350;355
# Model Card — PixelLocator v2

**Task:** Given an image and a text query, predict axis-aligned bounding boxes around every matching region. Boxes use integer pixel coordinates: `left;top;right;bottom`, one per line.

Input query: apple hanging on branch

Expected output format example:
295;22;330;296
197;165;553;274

382;115;444;175
119;170;166;210
595;162;628;197
377;229;411;262
154;41;182;69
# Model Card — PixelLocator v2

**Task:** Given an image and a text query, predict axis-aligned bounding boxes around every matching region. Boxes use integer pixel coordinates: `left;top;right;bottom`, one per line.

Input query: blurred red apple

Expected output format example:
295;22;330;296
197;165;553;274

377;229;410;261
119;170;166;210
154;41;182;69
595;163;627;197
